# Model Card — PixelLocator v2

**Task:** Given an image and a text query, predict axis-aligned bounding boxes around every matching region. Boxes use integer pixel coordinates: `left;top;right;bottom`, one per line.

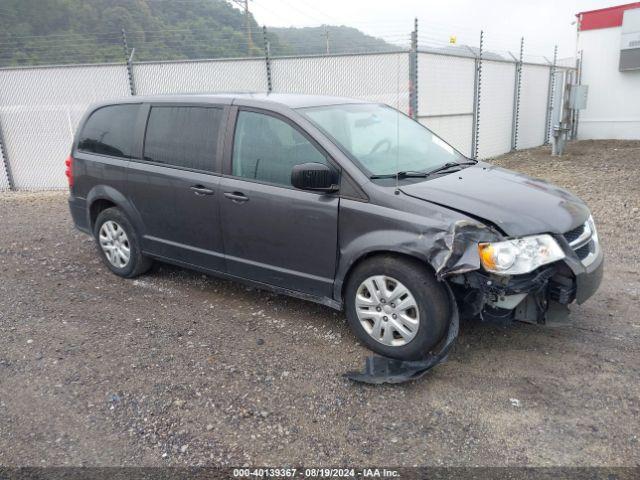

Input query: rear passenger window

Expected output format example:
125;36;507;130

143;106;222;172
78;104;139;158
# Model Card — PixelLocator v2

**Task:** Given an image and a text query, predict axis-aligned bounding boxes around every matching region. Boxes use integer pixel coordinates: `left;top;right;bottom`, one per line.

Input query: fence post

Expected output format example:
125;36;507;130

409;18;418;119
122;28;136;96
571;50;583;139
263;26;273;93
0;118;14;190
471;30;483;160
544;45;557;145
511;37;524;151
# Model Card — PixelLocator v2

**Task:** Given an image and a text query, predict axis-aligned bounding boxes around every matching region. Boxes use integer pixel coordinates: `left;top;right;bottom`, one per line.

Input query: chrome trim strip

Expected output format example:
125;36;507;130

569;221;592;249
580;241;599;267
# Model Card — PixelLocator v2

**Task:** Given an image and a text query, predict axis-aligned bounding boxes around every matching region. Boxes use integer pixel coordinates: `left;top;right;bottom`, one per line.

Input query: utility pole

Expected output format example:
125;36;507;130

324;26;330;54
572;49;583;139
232;0;254;54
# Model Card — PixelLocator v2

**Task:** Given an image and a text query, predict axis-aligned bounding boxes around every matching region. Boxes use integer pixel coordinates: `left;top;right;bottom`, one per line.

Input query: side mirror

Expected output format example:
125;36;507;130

291;162;339;192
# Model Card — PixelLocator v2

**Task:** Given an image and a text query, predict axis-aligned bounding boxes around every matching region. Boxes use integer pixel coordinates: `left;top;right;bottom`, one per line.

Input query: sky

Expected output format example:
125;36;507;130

248;0;623;60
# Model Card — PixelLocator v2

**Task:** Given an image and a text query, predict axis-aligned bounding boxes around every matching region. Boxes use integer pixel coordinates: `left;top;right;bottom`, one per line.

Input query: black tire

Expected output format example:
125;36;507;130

93;207;152;278
345;255;451;361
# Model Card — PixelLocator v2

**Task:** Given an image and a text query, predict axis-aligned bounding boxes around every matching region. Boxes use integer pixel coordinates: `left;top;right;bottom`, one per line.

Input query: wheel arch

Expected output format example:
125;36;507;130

86;185;144;236
336;248;436;307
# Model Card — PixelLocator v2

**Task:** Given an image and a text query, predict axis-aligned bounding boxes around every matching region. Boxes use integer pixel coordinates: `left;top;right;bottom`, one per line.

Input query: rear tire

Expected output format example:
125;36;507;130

93;207;152;278
345;255;451;360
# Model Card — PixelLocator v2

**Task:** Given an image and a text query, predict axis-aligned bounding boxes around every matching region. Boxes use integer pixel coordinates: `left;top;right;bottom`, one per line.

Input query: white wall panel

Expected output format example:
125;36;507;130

416;53;475;158
271;53;410;113
477;61;516;158
577;27;640;139
419;115;473;158
134;58;267;95
518;64;551;149
0;64;130;190
418;53;475;116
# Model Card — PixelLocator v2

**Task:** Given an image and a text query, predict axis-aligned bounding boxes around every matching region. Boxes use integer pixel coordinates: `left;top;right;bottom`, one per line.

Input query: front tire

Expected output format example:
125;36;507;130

93;207;152;278
345;255;451;360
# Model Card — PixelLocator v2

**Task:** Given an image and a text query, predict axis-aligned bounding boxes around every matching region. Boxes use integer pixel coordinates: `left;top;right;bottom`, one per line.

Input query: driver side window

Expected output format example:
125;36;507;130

232;110;328;187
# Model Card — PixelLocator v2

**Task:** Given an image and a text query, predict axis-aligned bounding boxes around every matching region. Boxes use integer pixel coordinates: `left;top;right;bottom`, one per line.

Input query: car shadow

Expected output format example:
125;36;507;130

144;262;583;359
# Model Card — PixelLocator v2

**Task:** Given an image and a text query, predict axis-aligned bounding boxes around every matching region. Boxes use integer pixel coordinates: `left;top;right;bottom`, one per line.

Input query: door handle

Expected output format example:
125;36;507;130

190;185;215;196
223;191;249;203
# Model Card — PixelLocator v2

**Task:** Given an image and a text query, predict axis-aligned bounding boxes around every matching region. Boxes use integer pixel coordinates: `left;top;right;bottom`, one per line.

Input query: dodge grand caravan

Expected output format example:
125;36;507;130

67;94;603;361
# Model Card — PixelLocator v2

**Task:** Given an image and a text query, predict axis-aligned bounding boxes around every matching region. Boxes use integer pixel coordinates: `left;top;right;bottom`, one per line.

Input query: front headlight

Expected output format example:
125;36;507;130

478;234;565;275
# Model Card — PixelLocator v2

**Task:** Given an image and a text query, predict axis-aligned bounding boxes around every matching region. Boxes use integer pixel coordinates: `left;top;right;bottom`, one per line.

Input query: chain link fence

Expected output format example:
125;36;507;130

0;64;130;190
271;52;410;112
0;44;573;191
133;57;268;95
477;60;517;159
416;53;475;157
0;139;9;191
518;64;552;149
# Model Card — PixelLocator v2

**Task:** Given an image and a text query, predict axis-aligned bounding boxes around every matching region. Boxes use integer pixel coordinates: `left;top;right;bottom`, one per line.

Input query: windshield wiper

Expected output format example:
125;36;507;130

369;170;429;179
369;160;477;180
423;160;477;176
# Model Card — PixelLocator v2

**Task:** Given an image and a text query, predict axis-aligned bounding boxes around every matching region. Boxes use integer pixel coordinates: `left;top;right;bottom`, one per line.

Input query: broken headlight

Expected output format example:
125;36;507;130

478;234;565;275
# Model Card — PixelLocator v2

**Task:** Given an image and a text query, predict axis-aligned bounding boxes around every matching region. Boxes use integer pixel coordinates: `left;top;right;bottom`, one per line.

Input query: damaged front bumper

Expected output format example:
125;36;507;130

449;232;604;324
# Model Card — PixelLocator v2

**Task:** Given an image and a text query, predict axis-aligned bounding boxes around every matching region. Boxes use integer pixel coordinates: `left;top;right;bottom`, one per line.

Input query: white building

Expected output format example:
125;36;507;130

577;2;640;139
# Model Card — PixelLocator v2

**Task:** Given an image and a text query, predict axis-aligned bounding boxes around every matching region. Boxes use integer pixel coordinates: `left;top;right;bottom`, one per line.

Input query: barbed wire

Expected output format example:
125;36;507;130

0;13;562;68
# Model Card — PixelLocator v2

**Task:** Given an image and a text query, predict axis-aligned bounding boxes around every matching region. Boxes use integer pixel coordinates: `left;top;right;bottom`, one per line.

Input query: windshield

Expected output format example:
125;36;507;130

299;103;467;176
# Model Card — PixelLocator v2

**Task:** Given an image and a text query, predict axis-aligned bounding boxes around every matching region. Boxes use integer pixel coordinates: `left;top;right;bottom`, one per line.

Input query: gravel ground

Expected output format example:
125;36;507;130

0;140;638;467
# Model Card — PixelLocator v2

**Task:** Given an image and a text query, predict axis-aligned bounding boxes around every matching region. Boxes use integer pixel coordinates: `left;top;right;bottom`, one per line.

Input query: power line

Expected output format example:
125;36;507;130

252;0;326;26
295;0;342;23
0;25;410;48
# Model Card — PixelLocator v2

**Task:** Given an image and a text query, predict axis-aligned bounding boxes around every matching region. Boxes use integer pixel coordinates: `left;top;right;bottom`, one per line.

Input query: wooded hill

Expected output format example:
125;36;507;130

0;0;397;66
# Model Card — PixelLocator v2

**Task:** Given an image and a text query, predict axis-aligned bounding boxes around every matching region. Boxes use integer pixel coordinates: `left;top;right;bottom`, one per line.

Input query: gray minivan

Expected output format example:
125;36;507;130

67;93;603;360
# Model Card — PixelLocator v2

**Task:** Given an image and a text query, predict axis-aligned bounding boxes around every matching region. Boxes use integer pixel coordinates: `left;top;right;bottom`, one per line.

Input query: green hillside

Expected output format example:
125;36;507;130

270;26;399;56
0;0;396;67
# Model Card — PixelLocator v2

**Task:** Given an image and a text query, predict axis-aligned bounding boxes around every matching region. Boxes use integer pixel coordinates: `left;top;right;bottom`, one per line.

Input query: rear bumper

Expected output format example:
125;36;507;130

68;196;91;234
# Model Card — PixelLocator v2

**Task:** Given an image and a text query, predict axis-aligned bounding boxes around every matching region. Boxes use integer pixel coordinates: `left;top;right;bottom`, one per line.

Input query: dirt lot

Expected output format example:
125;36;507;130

0;140;638;467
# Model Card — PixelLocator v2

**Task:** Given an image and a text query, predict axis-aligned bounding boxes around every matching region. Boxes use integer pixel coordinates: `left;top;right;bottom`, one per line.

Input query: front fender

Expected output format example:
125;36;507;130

333;198;500;302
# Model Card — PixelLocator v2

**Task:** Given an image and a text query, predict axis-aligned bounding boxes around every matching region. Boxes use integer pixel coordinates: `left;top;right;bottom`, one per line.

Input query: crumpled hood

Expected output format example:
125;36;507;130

399;163;590;236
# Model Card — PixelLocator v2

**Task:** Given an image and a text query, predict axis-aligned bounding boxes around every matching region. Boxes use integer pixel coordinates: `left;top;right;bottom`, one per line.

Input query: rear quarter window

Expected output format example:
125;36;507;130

143;106;223;172
77;104;139;158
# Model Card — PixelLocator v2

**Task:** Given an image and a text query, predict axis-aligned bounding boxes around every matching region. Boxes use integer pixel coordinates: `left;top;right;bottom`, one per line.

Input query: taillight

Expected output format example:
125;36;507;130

65;155;73;188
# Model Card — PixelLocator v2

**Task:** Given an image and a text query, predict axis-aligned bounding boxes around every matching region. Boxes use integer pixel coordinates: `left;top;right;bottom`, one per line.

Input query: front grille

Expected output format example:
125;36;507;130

562;220;596;265
575;242;591;260
564;224;585;244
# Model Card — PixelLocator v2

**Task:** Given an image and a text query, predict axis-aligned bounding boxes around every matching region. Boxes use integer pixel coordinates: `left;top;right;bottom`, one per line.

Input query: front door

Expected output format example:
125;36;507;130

219;109;339;298
126;104;226;271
